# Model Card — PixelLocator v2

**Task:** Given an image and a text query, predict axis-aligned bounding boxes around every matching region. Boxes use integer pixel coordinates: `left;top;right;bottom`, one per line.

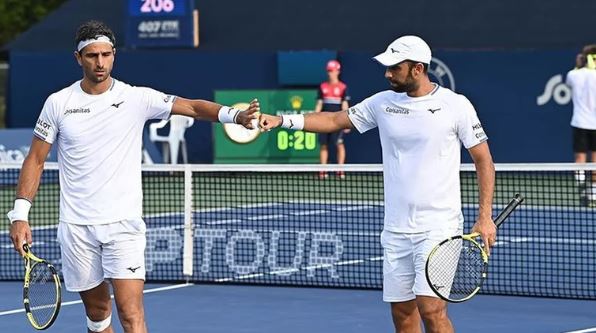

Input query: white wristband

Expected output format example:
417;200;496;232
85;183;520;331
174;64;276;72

218;106;240;124
280;114;305;130
7;198;31;224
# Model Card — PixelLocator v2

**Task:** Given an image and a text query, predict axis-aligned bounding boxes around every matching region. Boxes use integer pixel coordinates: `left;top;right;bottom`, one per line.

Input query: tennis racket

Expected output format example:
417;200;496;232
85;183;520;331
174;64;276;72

425;194;524;303
22;243;61;330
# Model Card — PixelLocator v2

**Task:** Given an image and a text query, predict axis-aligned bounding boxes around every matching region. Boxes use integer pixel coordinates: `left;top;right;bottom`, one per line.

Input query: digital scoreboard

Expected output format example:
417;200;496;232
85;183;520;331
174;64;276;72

214;90;319;164
126;0;197;48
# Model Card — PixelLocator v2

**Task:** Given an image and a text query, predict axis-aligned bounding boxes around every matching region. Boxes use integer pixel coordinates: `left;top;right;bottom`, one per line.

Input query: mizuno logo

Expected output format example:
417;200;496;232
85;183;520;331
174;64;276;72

428;108;441;114
127;266;141;273
391;48;400;54
111;101;124;108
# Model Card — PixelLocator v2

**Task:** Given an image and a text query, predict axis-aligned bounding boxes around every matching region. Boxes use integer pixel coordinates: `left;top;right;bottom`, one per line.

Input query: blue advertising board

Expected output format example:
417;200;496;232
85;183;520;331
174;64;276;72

0;129;56;163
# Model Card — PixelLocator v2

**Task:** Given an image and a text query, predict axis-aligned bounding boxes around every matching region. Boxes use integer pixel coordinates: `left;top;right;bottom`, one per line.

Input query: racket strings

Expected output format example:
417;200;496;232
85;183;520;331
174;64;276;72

427;238;486;301
28;263;59;325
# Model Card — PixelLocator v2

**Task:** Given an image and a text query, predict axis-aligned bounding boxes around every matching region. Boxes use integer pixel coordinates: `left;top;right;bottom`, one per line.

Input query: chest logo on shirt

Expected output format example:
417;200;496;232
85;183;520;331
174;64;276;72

385;106;410;115
64;108;91;115
111;101;125;108
427;107;441;114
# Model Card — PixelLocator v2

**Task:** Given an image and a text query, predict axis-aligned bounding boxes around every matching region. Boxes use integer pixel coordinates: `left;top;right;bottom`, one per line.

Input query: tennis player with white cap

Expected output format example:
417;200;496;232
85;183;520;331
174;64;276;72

7;20;259;333
260;35;496;333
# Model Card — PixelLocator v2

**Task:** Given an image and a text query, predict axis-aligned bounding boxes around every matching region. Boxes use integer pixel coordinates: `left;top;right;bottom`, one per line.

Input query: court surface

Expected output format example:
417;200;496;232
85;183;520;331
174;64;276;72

0;281;595;332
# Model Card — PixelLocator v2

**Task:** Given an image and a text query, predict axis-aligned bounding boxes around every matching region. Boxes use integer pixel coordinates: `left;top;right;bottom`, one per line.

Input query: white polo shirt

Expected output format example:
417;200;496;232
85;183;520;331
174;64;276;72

34;78;174;225
565;68;596;130
348;85;487;233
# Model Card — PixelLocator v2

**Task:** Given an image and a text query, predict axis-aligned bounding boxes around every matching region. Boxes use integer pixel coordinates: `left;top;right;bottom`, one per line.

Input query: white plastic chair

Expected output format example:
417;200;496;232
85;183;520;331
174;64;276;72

148;115;194;164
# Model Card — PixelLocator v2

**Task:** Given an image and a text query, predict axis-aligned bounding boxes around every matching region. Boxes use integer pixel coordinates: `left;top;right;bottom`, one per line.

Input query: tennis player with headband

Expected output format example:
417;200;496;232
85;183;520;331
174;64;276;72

260;35;496;333
7;20;259;333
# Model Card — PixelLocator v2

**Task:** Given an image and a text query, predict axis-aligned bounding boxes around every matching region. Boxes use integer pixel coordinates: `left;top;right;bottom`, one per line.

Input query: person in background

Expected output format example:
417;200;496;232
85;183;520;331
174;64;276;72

575;53;587;69
315;60;350;179
566;44;596;206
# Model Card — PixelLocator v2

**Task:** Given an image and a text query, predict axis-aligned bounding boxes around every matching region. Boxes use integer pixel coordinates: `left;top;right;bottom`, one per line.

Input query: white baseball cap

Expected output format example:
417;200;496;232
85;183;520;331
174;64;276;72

373;35;432;66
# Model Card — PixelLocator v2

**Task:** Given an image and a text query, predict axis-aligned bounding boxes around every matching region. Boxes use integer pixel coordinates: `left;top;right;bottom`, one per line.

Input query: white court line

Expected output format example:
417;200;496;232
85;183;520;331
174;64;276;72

238;203;281;209
336;260;365;266
333;205;375;211
247;214;285;221
289;210;328;216
561;327;596;333
499;236;596;245
0;283;194;316
205;219;243;225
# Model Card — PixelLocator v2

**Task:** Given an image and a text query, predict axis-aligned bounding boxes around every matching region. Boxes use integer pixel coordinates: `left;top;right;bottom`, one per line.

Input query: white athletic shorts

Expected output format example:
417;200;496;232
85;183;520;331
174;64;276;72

381;225;462;302
57;219;147;292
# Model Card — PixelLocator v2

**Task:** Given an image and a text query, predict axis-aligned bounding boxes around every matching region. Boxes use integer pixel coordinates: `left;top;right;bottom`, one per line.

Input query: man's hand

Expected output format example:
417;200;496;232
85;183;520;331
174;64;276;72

470;216;496;256
9;221;32;256
259;114;282;131
235;99;260;129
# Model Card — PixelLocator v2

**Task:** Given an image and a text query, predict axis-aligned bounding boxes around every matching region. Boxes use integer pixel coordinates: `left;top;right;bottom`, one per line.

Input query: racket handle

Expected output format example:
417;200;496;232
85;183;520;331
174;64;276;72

23;243;30;253
494;194;524;228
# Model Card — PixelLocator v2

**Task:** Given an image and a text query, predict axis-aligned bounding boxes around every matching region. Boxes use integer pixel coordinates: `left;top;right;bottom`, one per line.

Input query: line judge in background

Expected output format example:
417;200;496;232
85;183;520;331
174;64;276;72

566;44;596;206
315;60;351;179
259;35;496;333
7;20;259;333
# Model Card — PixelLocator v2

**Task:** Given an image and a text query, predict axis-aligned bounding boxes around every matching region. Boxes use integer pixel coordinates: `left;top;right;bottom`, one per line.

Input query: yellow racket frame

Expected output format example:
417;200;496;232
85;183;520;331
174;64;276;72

426;232;489;302
425;194;524;303
23;244;62;330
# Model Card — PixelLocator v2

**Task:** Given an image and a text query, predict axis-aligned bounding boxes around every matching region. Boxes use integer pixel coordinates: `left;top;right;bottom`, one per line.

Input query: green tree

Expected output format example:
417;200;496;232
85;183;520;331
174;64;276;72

0;0;67;47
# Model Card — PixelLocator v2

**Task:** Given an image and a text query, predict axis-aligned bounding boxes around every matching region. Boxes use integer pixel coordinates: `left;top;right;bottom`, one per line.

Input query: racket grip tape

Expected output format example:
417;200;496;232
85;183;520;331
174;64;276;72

494;194;524;228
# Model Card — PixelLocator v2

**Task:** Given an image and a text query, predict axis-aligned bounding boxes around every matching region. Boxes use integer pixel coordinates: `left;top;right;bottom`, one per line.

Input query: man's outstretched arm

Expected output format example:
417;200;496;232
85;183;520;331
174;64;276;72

172;97;260;129
260;110;354;133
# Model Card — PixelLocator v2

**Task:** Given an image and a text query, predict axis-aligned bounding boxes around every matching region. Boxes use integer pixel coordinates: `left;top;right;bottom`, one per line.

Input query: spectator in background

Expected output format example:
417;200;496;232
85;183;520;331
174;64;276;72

566;44;596;205
575;53;587;69
583;44;596;69
315;60;350;179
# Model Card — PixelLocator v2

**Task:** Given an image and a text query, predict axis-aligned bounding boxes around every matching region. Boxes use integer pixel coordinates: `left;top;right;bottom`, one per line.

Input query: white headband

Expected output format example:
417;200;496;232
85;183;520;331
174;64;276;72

76;35;114;52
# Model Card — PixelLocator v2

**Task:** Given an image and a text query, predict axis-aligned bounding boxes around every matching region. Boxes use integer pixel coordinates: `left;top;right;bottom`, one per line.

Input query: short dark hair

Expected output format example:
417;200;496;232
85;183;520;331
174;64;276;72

75;20;116;48
582;44;596;56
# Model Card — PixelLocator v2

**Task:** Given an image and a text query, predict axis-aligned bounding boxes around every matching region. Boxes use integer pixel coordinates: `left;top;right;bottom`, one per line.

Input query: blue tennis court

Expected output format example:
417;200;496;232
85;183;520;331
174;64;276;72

1;281;595;332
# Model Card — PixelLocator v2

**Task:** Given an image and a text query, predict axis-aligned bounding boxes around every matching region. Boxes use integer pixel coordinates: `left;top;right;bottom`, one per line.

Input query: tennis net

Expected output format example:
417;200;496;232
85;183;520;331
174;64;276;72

0;163;595;299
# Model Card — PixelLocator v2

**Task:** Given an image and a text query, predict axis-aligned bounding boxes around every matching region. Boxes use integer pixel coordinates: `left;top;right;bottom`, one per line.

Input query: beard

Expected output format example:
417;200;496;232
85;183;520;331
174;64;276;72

388;72;418;93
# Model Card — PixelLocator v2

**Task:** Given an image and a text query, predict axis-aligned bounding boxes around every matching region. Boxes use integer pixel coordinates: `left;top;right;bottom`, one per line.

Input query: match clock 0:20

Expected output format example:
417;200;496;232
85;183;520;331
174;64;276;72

277;130;317;151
